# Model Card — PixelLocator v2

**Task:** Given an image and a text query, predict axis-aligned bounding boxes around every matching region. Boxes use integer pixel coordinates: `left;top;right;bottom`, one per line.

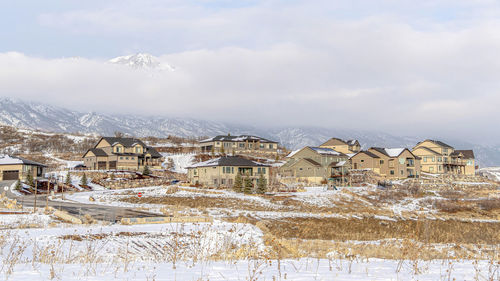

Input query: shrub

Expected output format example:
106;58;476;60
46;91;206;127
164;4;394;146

143;165;151;176
477;199;500;211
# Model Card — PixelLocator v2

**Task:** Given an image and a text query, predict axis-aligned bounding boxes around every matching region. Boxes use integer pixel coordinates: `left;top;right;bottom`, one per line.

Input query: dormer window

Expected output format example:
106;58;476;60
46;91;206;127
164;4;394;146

115;146;121;153
135;146;142;153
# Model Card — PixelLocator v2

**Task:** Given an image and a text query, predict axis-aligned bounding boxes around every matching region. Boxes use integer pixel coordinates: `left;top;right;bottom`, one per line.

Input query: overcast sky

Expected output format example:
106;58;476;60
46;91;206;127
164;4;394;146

1;0;500;144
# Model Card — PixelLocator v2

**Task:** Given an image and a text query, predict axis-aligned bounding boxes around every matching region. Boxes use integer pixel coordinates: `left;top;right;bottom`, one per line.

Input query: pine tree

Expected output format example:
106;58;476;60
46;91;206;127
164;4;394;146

143;165;151;176
80;173;88;187
25;174;34;187
257;173;267;194
65;171;72;185
15;180;22;191
243;176;253;194
233;172;243;193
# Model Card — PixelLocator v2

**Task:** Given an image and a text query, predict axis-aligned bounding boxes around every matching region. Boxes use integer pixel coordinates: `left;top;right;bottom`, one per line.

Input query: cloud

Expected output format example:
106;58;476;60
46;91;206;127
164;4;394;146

3;0;500;143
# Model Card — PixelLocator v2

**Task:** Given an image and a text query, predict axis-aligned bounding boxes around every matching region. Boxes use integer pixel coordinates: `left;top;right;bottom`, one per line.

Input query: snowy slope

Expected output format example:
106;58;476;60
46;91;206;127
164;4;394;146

109;53;175;71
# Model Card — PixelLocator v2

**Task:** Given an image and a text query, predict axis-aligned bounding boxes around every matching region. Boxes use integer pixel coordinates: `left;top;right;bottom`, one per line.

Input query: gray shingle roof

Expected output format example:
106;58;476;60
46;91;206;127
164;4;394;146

452;149;475;159
189;156;269;168
100;137;147;148
200;135;277;144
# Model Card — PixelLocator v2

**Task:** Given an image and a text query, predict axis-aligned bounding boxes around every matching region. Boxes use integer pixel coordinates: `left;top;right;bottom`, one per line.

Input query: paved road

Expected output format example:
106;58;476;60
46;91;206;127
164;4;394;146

0;181;158;222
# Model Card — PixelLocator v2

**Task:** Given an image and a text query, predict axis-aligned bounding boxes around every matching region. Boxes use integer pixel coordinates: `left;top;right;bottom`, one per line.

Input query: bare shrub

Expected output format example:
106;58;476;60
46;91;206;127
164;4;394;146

477;199;500;211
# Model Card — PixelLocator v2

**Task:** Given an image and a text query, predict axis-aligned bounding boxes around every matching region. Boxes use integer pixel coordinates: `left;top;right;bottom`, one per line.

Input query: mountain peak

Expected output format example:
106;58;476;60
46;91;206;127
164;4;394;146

108;53;175;71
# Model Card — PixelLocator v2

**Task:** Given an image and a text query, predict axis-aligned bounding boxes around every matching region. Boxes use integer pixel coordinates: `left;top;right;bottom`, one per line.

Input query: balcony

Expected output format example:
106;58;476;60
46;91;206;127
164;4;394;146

443;159;466;166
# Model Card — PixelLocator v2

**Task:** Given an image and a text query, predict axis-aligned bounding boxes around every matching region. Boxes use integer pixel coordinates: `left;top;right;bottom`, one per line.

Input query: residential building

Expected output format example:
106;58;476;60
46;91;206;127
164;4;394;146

0;155;46;181
199;135;278;154
82;137;163;170
319;138;361;154
412;140;475;176
279;147;350;186
351;147;420;179
187;156;270;188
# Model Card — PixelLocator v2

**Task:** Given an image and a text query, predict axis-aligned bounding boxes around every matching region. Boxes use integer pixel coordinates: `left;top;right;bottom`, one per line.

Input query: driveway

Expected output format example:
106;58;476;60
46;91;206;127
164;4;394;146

0;180;158;222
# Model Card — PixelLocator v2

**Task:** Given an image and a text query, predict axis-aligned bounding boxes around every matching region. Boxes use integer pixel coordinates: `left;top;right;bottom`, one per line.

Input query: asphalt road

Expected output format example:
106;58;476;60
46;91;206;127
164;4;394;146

0;180;158;222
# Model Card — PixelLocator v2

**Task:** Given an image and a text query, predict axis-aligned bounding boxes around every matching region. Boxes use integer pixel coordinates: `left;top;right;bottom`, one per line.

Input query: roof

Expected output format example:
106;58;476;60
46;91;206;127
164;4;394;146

200;135;277;144
188;156;270;168
415;139;454;149
145;147;162;158
451;149;475;159
309;147;344;156
85;148;108;157
370;147;411;158
413;146;442;155
353;150;380;159
347;139;359;146
99;137;147;148
0;155;47;167
301;158;322;167
320;138;347;146
329;160;348;167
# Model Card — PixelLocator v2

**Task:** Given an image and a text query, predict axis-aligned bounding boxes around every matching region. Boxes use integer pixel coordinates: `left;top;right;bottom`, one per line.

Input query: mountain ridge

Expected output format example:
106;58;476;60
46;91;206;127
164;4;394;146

0;97;498;166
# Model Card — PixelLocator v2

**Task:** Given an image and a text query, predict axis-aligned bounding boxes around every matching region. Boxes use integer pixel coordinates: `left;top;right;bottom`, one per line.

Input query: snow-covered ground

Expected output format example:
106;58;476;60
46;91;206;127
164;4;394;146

162;153;195;173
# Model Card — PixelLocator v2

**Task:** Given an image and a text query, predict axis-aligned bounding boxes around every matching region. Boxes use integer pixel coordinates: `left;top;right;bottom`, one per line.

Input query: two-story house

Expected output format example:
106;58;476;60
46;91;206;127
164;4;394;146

279;147;350;186
412;140;475;176
199;135;278;154
319;138;361;154
187;156;270;188
82;137;163;170
351;147;420;179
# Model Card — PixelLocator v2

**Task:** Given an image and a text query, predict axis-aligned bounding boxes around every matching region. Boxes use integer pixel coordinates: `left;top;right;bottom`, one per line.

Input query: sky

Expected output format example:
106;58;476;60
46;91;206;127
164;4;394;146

1;0;500;144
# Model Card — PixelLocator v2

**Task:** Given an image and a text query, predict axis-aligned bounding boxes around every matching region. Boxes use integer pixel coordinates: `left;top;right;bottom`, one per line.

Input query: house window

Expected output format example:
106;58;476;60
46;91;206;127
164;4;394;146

262;168;266;174
361;159;364;163
126;157;129;160
249;144;253;148
228;179;233;185
432;157;435;162
437;157;442;162
116;147;121;153
131;157;134;160
222;167;225;174
194;170;197;175
214;179;218;185
443;148;448;154
239;143;245;148
135;147;141;153
438;166;442;171
120;157;123;160
400;170;404;175
390;170;395;175
231;167;234;174
380;160;384;165
269;144;273;149
216;142;220;145
260;144;264;148
430;167;434;172
221;179;226;185
423;157;427;163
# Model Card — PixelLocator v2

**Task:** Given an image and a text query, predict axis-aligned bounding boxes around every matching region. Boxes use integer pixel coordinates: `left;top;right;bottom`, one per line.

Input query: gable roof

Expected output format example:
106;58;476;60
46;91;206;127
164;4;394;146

451;149;475;159
309;147;345;156
0;155;47;167
320;138;347;146
99;137;147;148
415;139;454;149
370;147;414;158
145;147;162;158
84;148;108;157
353;150;380;159
200;135;277;144
301;158;322;167
188;156;269;168
346;139;360;146
413;146;442;155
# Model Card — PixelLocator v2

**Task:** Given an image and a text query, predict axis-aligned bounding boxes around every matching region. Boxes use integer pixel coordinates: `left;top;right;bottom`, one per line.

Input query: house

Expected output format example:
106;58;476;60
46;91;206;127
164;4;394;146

279;147;350;186
319;138;361;154
187;156;270;188
0;155;47;181
199;135;278;154
82;137;163;170
412;140;475;176
351;147;420;179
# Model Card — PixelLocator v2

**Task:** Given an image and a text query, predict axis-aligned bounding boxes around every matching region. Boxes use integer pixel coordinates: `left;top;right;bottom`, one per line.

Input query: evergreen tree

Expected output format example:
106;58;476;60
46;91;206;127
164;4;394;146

80;173;88;187
257;173;267;194
25;174;34;187
143;165;151;176
15;180;22;191
233;172;243;192
65;171;72;185
243;176;253;194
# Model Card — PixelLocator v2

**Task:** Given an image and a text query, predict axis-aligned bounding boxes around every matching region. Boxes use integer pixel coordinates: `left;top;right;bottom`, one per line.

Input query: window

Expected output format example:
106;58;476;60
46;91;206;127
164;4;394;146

400;170;404;175
222;167;225;174
194;170;197;175
430;167;434;172
120;157;123;160
269;144;273;149
221;179;226;185
423;157;427;163
214;179;218;185
390;170;395;175
361;159;364;163
437;157;442;162
249;143;253;148
443;148;448;154
116;146;121;153
135;147;141;153
260;144;264;148
380;160;384;165
432;157;435;162
131;157;134;160
438;166;442;171
239;143;245;148
231;167;234;174
258;167;261;174
125;157;129;160
228;179;233;185
467;160;473;165
262;168;266;174
216;142;220;145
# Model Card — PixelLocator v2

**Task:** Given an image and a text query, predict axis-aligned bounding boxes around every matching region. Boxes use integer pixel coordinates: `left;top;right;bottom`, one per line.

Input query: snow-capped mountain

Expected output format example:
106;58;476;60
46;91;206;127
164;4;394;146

1;97;499;166
108;53;175;71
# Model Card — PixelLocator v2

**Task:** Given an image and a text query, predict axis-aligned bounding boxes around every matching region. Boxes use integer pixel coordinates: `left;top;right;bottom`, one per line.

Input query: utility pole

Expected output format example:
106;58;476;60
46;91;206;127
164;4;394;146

33;179;37;212
46;176;51;210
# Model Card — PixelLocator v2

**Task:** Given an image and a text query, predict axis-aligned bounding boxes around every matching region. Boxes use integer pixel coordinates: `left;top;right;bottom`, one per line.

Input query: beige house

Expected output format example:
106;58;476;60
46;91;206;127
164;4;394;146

279;147;350;186
199;135;278;154
187;156;270;188
319;138;361;154
82;137;163;170
412;140;475;176
0;155;46;181
351;147;420;179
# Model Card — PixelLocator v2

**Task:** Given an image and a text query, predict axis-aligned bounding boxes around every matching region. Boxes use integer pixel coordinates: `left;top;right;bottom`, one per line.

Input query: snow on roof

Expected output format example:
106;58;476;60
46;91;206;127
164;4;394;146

287;149;301;158
384;148;405;157
310;147;341;155
188;156;268;168
0;155;23;165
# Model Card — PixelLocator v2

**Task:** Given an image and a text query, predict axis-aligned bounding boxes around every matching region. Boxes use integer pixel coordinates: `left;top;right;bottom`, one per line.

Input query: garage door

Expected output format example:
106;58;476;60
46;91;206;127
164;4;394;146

2;170;19;181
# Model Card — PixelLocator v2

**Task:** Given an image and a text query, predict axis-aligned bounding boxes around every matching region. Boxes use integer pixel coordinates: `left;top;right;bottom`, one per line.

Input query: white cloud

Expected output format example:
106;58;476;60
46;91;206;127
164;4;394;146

3;0;500;143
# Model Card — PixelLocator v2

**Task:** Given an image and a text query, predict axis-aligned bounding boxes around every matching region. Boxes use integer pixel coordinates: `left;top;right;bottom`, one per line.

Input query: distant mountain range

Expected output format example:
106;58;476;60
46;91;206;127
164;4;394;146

108;53;175;71
1;97;499;167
